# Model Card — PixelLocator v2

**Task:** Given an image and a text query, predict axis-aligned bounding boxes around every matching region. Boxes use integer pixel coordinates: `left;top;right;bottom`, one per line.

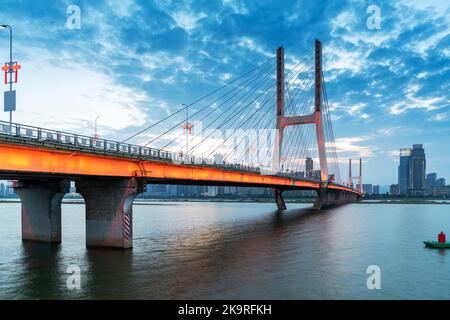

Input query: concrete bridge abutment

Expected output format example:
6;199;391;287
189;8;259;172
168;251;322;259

14;179;70;244
76;177;146;249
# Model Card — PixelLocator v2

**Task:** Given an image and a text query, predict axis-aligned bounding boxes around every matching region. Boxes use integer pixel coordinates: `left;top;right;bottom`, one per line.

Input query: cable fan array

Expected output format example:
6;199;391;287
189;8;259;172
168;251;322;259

121;51;342;184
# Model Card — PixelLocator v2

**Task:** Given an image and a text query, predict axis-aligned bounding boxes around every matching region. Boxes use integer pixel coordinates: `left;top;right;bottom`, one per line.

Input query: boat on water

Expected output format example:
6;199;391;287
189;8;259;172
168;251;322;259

423;241;450;248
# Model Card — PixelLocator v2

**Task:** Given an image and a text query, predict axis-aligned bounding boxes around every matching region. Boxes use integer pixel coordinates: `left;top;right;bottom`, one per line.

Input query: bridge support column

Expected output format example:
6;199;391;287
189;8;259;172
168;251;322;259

14;179;70;244
76;178;145;249
273;189;286;210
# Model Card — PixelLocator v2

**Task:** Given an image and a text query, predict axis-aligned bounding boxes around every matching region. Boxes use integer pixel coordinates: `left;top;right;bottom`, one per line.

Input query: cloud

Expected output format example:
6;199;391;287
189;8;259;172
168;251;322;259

222;0;249;15
429;113;448;122
170;10;207;31
16;55;150;136
334;136;375;158
329;102;370;121
389;96;444;115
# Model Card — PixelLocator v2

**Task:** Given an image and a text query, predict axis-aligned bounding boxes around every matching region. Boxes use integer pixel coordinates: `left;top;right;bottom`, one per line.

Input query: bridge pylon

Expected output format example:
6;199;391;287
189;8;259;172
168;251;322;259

272;40;329;210
272;39;328;181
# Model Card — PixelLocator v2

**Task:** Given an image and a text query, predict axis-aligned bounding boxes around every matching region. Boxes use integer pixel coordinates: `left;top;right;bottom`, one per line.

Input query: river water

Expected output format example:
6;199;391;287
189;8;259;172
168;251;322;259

1;201;450;299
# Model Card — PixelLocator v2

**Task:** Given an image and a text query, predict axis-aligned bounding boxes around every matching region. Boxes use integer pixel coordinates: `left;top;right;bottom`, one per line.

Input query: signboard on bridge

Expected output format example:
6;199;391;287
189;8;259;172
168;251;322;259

4;90;16;112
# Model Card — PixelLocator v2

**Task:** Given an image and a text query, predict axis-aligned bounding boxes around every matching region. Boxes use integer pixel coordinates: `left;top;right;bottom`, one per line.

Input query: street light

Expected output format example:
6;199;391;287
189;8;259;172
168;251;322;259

181;103;192;156
0;24;13;130
94;115;101;139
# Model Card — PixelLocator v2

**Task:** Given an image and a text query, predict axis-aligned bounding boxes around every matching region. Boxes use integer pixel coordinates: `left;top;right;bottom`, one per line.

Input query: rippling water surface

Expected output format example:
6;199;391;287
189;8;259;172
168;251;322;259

1;201;450;299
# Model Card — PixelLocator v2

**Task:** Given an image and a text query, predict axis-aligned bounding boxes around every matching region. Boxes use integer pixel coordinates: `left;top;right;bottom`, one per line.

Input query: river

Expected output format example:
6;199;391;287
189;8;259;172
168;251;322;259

1;201;450;299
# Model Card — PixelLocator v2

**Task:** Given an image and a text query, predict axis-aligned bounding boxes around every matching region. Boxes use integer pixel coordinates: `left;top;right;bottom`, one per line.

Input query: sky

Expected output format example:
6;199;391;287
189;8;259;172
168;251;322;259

0;0;448;186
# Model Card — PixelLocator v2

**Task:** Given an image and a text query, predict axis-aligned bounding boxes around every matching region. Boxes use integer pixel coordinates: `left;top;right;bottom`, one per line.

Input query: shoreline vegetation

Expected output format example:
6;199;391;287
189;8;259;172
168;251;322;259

0;198;449;205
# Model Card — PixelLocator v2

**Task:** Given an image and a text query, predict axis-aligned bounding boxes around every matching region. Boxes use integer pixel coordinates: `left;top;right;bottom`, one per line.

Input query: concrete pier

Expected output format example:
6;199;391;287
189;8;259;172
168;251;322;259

14;179;70;244
76;178;145;249
273;189;287;210
313;187;360;210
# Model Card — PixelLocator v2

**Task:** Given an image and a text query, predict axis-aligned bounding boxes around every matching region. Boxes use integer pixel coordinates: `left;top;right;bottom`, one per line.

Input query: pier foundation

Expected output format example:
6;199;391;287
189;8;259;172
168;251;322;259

76;178;145;249
273;189;287;210
14;179;70;244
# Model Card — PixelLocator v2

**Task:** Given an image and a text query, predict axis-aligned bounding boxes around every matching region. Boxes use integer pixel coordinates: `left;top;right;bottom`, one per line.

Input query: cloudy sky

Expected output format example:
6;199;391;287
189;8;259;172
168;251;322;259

0;0;448;186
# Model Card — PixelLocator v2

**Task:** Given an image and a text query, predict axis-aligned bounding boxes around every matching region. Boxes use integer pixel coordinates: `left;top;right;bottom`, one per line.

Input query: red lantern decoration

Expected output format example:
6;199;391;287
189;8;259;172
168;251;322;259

1;64;9;84
12;63;21;83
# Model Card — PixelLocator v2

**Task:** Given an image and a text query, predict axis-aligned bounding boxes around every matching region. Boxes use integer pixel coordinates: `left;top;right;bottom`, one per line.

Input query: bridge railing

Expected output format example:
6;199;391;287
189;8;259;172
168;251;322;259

0;120;266;173
0;120;358;192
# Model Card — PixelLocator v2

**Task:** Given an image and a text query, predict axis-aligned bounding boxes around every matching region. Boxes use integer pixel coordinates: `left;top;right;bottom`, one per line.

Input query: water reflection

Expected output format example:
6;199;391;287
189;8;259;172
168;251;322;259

19;242;62;299
1;202;450;299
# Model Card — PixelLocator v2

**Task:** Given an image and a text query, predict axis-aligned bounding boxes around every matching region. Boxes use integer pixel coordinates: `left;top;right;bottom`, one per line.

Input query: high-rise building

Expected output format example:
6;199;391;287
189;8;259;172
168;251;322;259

398;148;411;195
305;157;313;176
408;144;426;197
427;173;437;187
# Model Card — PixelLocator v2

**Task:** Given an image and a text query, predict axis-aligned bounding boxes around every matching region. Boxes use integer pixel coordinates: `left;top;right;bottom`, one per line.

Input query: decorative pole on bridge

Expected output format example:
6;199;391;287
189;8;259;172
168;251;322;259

314;39;328;184
0;24;20;133
181;103;192;157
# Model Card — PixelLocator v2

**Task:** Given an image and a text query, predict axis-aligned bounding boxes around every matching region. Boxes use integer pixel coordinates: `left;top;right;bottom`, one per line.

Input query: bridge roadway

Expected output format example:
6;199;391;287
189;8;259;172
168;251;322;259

0;121;361;249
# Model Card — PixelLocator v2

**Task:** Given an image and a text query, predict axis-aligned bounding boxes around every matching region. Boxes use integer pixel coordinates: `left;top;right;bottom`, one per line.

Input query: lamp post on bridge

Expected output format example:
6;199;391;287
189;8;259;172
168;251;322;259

0;24;20;133
94;115;101;140
181;103;192;157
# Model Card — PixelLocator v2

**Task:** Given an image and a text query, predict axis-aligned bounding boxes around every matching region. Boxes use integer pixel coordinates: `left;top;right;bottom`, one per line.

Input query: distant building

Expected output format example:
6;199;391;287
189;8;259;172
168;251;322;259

305;157;313;176
214;153;224;164
408;144;426;197
223;186;237;194
372;185;380;195
427;173;437;187
69;181;76;194
436;178;446;187
390;184;399;196
206;186;218;197
310;170;321;180
362;184;373;195
434;187;450;197
398;148;411;195
168;185;178;196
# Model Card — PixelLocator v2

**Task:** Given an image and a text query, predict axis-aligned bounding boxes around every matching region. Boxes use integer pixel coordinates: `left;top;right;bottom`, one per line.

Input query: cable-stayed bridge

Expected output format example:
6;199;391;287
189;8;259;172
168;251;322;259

0;39;362;249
